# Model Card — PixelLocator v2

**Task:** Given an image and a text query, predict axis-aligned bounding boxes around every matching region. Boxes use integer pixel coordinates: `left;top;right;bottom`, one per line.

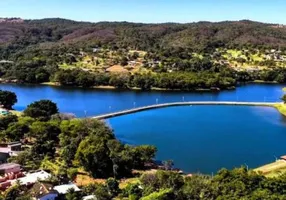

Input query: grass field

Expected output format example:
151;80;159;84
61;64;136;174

274;103;286;116
255;160;286;177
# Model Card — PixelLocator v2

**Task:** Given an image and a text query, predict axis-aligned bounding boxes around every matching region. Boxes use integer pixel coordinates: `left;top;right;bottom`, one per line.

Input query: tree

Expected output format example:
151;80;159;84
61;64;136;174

94;185;112;200
0;90;17;109
65;188;82;200
75;134;113;178
0;115;18;131
282;95;286;103
30;121;61;157
24;100;59;120
5;122;30;141
106;178;120;197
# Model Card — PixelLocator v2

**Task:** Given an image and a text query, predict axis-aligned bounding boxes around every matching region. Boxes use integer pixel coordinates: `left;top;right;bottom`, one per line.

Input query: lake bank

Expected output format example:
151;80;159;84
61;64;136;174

0;80;236;92
255;159;286;177
274;103;286;116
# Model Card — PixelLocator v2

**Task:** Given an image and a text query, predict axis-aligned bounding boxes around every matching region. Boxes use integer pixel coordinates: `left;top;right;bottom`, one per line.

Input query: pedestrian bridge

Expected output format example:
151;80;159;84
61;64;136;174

92;101;277;120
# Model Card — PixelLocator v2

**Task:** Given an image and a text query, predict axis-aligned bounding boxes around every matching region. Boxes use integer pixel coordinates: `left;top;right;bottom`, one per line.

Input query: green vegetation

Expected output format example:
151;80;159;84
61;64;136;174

1;92;157;180
23;99;59;121
282;95;286;103
255;160;286;178
1;19;286;90
0;90;17;109
1;91;286;199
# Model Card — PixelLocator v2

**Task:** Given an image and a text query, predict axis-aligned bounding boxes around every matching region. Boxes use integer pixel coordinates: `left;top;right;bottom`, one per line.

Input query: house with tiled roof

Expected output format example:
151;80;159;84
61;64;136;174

30;182;58;200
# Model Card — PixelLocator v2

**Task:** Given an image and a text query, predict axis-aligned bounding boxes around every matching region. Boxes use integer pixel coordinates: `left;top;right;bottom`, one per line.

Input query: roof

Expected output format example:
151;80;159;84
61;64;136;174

0;148;11;154
12;170;51;185
280;155;286;160
0;163;20;170
54;183;81;194
30;182;58;198
83;195;97;200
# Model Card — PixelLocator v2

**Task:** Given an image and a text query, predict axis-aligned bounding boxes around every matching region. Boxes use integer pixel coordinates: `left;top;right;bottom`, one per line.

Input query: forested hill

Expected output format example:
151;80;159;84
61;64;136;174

1;18;286;52
1;18;286;90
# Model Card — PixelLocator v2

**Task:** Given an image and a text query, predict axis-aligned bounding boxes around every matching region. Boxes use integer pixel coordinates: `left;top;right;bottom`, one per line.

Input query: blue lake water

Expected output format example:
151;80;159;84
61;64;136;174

0;83;285;117
1;83;286;173
108;105;286;173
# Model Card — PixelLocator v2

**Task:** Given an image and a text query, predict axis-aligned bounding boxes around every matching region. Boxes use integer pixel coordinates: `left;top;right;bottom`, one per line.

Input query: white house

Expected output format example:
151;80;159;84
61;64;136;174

54;183;81;194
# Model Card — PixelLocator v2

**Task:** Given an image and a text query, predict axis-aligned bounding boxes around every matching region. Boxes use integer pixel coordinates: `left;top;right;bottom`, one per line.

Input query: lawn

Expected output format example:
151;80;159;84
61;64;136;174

254;160;286;177
274;103;286;116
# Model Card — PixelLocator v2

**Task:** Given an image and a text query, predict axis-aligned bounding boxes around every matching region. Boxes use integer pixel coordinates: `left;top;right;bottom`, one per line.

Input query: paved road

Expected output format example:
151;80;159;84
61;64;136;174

92;101;277;120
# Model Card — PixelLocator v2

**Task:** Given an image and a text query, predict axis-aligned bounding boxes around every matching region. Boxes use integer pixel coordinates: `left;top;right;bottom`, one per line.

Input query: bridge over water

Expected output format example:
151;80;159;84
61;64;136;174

92;101;277;120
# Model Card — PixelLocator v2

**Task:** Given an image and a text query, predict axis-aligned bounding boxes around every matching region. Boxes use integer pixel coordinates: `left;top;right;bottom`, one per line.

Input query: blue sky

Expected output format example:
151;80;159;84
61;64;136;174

0;0;285;24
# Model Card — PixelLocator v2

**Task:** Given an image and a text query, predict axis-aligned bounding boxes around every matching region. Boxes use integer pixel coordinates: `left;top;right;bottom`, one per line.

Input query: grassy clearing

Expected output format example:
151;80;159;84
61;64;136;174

273;103;286;116
9;110;22;117
254;160;286;177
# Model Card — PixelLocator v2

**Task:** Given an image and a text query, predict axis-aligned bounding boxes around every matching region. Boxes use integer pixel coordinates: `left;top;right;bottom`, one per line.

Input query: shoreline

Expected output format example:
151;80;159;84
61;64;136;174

1;81;234;92
41;82;229;92
1;80;285;92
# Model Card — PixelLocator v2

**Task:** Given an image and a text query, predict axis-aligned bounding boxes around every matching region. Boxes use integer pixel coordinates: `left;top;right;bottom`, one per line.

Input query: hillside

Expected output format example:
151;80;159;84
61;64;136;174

1;18;286;90
1;18;286;50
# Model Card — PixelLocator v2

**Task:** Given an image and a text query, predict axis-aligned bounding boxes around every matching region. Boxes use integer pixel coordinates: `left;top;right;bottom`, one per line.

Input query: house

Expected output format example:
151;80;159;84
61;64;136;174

30;182;58;200
54;183;81;194
0;142;22;163
0;163;24;191
0;163;21;174
82;195;97;200
11;170;52;186
280;155;286;161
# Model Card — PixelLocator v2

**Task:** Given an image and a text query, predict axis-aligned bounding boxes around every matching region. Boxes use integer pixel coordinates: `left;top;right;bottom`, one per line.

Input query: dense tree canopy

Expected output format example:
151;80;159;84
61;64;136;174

23;100;59;120
282;95;286;103
0;90;17;109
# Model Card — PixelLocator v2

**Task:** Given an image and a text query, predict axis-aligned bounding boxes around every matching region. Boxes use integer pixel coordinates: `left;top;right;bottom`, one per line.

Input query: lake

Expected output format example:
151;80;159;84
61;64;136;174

0;83;285;117
108;105;286;173
1;83;286;173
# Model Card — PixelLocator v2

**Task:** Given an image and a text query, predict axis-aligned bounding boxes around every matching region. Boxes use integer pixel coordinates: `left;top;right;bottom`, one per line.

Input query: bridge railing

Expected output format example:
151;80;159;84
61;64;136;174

99;96;282;116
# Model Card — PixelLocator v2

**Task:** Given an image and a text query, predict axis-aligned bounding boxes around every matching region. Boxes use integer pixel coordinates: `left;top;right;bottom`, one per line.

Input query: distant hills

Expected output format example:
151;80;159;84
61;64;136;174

1;18;286;53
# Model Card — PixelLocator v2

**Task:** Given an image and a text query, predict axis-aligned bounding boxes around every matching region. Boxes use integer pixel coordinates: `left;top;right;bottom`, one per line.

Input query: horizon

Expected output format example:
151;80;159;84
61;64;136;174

2;16;282;25
0;0;286;24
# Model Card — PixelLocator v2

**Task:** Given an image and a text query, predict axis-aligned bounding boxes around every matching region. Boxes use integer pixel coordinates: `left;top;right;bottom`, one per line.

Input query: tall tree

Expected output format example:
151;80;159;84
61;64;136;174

282;95;286;103
24;100;59;120
0;90;17;109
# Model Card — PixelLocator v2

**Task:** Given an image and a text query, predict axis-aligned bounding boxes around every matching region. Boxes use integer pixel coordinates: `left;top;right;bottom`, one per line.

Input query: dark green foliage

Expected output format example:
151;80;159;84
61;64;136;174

0;90;17;109
282;95;286;103
1;19;286;90
65;188;82;200
4;122;30;141
106;178;120;197
0;114;18;130
30;121;61;157
24;100;58;120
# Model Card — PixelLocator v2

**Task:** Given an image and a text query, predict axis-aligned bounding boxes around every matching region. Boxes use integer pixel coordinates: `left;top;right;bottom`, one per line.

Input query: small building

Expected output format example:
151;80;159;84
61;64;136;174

0;142;22;163
280;155;286;161
12;170;51;186
54;183;81;195
30;182;58;200
0;163;21;175
83;195;97;200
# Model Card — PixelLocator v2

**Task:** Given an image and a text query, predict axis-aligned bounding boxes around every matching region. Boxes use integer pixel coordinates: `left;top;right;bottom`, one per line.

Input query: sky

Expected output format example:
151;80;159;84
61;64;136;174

0;0;285;24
